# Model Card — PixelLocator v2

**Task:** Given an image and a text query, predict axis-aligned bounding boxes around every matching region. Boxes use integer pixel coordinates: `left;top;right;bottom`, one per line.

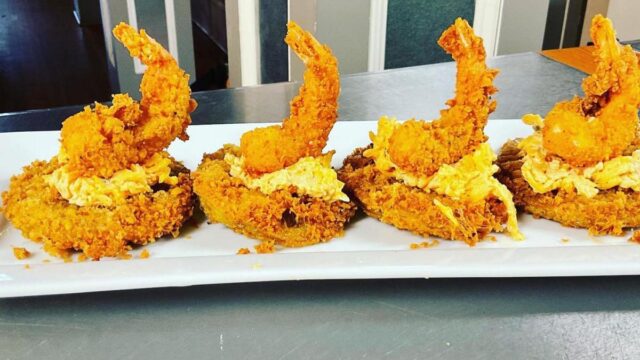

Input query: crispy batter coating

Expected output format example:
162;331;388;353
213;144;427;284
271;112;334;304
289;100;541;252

497;140;640;235
338;147;509;245
12;247;31;260
60;23;197;179
239;21;339;176
387;18;498;177
192;145;356;247
1;157;194;259
541;15;640;167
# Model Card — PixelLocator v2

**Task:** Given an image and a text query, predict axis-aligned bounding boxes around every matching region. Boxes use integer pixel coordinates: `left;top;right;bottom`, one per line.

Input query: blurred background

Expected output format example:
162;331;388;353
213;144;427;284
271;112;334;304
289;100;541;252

0;0;638;113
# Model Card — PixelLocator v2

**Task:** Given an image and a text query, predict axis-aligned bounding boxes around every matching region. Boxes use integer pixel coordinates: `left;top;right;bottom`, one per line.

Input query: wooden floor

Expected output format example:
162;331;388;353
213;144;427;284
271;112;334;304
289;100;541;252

0;0;111;113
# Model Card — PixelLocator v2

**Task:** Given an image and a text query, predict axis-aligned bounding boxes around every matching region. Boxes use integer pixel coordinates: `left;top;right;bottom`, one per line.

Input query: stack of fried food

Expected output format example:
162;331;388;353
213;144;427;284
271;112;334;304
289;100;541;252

497;15;640;236
1;23;197;259
192;21;356;250
338;18;522;245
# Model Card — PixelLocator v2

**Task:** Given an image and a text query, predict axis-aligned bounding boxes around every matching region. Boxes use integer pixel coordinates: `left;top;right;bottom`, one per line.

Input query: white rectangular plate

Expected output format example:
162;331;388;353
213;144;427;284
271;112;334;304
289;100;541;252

1;120;639;298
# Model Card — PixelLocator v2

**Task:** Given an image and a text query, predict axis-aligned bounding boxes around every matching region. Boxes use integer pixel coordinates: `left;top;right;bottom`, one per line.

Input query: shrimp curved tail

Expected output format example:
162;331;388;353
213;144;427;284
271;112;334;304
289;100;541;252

541;14;640;166
387;18;498;176
113;24;197;148
59;23;196;178
240;21;340;176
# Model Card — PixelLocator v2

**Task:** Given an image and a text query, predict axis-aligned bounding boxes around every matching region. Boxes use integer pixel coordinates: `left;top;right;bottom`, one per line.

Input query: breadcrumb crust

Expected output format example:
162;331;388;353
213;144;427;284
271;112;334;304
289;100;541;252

192;145;356;248
1;157;194;259
496;139;640;235
338;146;509;246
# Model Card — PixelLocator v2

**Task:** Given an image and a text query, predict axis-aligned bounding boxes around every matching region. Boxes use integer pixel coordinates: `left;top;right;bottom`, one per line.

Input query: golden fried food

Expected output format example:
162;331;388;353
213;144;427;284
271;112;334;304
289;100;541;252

193;146;355;247
498;15;640;236
541;15;640;167
339;147;510;245
193;22;355;248
239;21;339;176
338;18;521;244
497;140;640;235
12;247;31;260
61;23;197;179
3;157;193;259
1;23;196;259
386;18;498;177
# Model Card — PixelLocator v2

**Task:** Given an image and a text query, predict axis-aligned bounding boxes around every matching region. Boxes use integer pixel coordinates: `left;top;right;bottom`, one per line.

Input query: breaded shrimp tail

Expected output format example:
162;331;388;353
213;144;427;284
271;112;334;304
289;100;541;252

338;18;521;244
1;23;196;259
541;14;640;167
496;15;640;236
193;21;355;248
387;18;498;177
60;23;197;179
239;21;340;176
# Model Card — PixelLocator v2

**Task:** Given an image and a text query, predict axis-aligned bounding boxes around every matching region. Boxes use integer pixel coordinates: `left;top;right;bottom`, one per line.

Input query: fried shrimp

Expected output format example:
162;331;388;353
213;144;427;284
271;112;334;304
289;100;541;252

541;15;640;167
239;21;340;176
60;23;197;179
1;23;196;259
193;21;355;248
387;18;498;177
497;15;640;236
338;18;521;244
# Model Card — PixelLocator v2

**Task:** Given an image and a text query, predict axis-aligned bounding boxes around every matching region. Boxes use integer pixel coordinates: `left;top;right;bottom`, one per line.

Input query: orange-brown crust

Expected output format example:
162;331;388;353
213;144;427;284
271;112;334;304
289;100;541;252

338;146;508;246
496;139;640;235
60;24;196;179
239;21;339;176
192;145;356;248
540;15;640;167
1;157;194;259
386;18;497;177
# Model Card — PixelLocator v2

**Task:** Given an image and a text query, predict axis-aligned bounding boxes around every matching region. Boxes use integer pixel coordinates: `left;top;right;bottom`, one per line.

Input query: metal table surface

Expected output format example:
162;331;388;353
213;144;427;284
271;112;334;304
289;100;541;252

2;53;640;359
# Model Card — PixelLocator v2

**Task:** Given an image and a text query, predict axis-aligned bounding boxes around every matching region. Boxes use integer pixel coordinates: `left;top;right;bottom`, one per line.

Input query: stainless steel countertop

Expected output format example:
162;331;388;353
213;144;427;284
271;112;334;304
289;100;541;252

3;53;639;360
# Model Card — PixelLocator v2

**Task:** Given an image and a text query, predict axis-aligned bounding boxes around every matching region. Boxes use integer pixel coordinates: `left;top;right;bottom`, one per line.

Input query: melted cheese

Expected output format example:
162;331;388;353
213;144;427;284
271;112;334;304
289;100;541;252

46;153;178;207
226;152;349;202
365;116;523;240
519;126;640;198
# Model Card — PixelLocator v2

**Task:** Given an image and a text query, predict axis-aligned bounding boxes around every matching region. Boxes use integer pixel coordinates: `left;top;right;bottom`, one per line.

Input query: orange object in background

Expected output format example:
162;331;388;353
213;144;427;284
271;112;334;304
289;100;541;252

542;45;640;74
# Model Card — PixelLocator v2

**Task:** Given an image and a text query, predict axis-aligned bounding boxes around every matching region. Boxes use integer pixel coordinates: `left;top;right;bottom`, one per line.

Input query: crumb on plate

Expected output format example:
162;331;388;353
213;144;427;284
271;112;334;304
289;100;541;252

237;248;251;255
139;249;150;259
410;239;440;250
12;247;31;260
117;252;133;260
255;240;276;254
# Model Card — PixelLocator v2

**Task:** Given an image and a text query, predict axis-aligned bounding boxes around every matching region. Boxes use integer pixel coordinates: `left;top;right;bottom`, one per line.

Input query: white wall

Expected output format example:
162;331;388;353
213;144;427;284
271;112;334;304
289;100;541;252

289;0;371;81
606;0;640;41
316;0;371;75
496;0;550;55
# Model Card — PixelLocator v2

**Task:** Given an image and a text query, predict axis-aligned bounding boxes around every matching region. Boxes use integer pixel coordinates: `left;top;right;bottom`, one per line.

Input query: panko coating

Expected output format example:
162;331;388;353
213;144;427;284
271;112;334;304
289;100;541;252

338;18;521;244
2;157;194;259
193;21;355;248
540;15;640;167
239;21;340;176
60;23;197;179
498;15;640;236
386;18;498;178
1;23;196;259
339;146;509;246
193;146;355;247
497;140;640;235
